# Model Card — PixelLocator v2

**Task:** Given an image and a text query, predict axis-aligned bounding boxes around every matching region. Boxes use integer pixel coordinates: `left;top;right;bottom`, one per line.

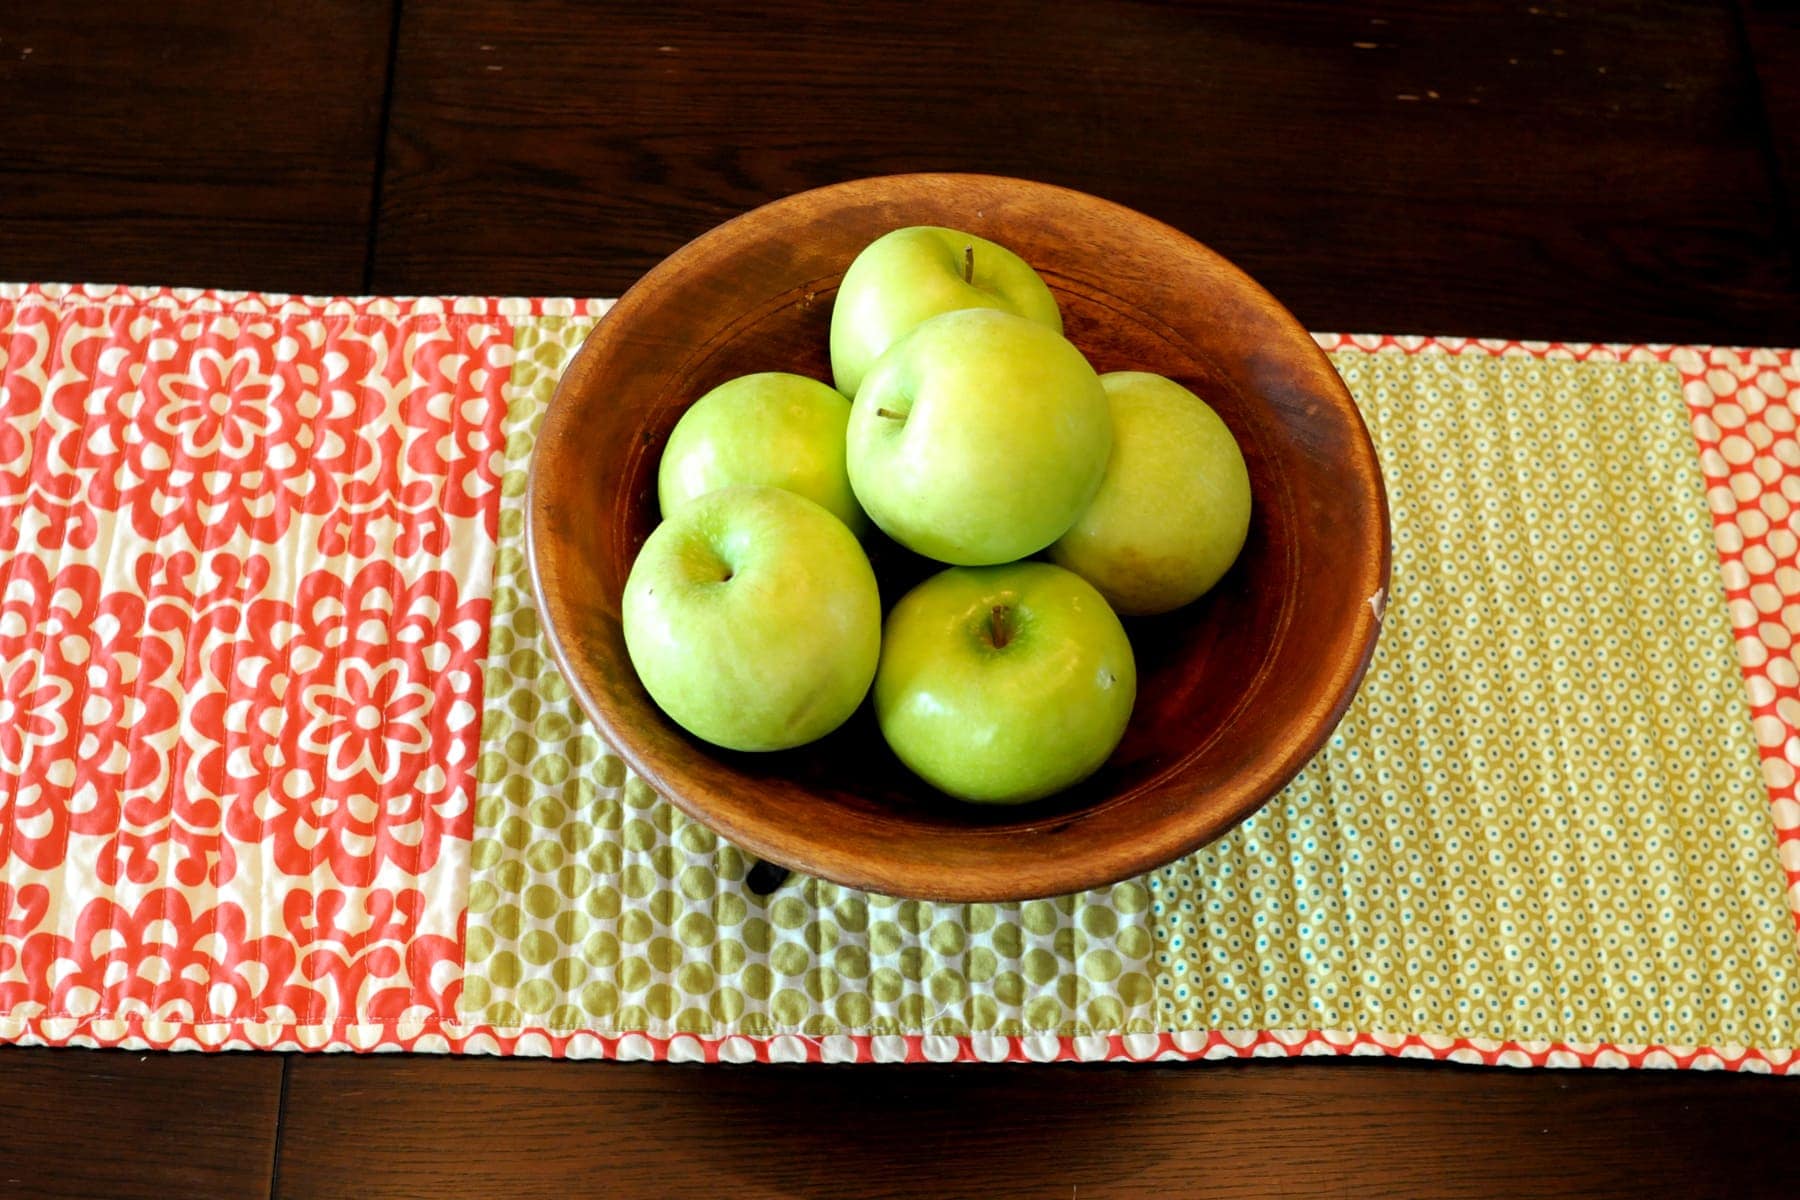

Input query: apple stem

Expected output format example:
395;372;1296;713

874;408;906;421
963;244;974;284
989;604;1012;649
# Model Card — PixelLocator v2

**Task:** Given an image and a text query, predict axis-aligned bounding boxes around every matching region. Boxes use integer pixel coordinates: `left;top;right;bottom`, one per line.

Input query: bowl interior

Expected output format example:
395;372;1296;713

530;174;1388;900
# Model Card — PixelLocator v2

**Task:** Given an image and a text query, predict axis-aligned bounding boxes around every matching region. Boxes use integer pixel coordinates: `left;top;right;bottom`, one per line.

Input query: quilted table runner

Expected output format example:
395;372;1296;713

2;282;1798;1069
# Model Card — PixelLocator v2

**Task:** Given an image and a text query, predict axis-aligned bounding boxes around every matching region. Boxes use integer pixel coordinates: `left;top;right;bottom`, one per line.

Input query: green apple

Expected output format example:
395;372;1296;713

875;562;1136;804
846;308;1111;565
622;485;881;752
1050;371;1252;615
657;371;866;535
830;226;1062;398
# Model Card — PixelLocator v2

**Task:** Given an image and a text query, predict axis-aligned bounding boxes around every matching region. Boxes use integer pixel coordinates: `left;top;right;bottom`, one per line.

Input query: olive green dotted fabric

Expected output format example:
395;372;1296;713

468;326;1800;1048
463;316;1158;1037
1152;352;1800;1047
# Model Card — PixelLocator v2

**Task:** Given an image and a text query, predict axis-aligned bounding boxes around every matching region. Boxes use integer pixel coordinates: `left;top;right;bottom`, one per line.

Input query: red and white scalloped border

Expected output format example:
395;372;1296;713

2;1013;1794;1072
0;281;613;320
3;302;1795;1068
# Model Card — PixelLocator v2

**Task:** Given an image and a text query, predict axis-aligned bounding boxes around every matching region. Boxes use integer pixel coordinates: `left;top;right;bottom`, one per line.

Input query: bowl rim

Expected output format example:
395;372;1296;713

528;171;1392;901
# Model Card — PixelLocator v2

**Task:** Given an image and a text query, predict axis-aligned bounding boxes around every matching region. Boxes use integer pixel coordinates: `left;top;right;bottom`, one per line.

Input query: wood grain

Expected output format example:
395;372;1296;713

1742;0;1800;274
528;174;1388;900
0;1;393;293
0;1048;281;1199
373;0;1799;343
276;1056;1800;1200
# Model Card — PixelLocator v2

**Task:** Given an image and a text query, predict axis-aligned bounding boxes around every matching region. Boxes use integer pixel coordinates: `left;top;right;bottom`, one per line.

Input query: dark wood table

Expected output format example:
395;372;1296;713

3;3;1799;1196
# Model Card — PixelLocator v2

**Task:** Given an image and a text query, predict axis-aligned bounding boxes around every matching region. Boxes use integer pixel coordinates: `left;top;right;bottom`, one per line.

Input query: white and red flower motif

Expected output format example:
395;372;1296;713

310;316;511;558
0;881;51;982
299;656;436;787
0;289;504;1041
0;550;438;893
0;556;183;881
0;302;109;555
283;886;463;1019
9;299;508;560
0;884;462;1026
191;559;487;889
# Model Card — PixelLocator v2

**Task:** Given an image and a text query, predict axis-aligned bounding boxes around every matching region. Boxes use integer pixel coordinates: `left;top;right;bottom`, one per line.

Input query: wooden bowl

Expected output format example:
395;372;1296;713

529;174;1389;902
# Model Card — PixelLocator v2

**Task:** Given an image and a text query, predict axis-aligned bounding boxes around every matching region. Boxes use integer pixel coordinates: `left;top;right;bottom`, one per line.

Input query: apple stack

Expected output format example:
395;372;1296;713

623;227;1251;804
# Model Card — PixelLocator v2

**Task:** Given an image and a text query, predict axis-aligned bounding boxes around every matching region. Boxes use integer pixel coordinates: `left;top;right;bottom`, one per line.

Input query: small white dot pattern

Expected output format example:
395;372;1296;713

1153;350;1800;1048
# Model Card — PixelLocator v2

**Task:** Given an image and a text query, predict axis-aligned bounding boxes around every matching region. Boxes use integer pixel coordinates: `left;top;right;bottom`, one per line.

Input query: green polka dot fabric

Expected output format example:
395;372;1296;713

1153;351;1800;1049
465;316;1158;1039
465;323;1800;1064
